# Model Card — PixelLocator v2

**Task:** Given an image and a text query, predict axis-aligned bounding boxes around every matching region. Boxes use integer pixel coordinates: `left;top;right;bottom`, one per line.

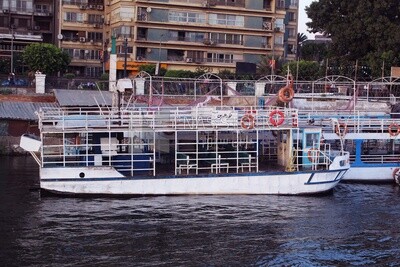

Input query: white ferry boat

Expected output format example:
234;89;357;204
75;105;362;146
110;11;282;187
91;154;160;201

298;111;400;183
20;105;349;196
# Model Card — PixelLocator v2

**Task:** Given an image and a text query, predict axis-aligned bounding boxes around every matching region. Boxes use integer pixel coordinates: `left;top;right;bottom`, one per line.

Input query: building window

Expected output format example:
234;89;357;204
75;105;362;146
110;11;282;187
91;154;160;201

64;12;84;23
16;0;28;11
207;53;233;63
287;44;295;54
170;31;205;42
290;0;298;7
85;67;102;78
209;14;244;27
209;33;242;45
288;12;296;22
112;26;132;38
35;4;48;13
274;18;285;32
88;14;103;23
168;11;206;23
87;32;103;42
274;35;284;45
62;0;88;5
120;6;134;20
288;28;296;38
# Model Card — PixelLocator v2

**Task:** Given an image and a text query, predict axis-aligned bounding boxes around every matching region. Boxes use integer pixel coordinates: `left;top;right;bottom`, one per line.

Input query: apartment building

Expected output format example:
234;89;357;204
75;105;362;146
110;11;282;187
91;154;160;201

106;0;299;77
58;0;105;77
1;0;298;78
0;0;55;73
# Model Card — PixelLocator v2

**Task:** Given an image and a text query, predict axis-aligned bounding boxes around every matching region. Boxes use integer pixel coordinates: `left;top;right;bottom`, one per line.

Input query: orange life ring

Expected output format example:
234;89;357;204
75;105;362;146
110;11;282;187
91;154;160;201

307;148;319;162
388;123;400;136
269;110;285;126
241;114;255;129
278;86;295;103
335;123;348;137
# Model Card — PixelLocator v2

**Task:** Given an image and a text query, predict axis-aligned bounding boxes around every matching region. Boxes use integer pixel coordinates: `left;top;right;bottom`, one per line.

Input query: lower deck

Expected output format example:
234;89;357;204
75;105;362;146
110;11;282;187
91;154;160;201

39;128;334;178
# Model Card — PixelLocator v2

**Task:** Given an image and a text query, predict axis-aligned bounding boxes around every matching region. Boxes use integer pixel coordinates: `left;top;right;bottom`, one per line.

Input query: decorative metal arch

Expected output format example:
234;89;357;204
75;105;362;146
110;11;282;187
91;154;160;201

194;73;223;106
313;75;355;84
256;74;287;83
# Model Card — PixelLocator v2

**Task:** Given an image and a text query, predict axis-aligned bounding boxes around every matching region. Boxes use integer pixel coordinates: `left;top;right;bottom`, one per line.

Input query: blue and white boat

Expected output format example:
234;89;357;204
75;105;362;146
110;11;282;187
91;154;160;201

298;111;400;183
19;105;349;196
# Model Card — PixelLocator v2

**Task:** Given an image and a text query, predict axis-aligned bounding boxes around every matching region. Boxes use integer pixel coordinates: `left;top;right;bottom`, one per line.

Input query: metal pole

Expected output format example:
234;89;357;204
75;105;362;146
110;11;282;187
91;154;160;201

156;34;163;76
123;38;127;77
10;26;14;74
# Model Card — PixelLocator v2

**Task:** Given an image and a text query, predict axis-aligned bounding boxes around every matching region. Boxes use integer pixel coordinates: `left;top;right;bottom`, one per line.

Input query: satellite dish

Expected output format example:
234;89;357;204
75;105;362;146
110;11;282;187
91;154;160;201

57;34;63;40
146;7;152;12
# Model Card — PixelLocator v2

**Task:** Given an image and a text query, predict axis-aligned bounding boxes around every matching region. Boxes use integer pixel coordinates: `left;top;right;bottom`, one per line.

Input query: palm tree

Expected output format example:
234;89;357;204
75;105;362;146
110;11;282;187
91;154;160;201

297;33;308;59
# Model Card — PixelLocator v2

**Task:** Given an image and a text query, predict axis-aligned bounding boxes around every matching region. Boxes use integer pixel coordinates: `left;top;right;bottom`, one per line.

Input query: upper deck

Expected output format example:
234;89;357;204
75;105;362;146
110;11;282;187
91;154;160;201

38;106;300;133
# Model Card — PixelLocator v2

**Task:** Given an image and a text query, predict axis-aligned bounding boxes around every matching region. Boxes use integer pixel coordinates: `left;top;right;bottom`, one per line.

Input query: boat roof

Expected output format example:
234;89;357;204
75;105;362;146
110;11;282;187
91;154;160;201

53;89;113;107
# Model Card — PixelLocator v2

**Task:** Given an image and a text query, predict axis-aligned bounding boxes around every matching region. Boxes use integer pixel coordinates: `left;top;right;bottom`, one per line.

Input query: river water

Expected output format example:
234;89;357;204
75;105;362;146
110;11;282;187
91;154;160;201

1;156;400;266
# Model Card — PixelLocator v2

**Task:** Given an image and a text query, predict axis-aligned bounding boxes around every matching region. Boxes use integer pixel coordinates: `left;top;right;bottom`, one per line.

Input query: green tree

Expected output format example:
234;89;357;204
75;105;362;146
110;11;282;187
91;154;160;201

257;55;284;76
297;33;308;59
22;43;70;75
306;0;400;75
300;42;330;62
282;60;322;80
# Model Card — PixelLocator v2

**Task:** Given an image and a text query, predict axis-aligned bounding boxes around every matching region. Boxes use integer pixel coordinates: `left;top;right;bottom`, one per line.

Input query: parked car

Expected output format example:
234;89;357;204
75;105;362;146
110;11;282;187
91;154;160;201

1;79;29;87
78;82;97;90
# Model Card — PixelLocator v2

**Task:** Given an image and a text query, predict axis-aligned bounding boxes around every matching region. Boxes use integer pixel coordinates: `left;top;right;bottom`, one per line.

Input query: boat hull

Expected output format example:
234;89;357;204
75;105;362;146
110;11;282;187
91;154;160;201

342;166;398;183
39;167;347;196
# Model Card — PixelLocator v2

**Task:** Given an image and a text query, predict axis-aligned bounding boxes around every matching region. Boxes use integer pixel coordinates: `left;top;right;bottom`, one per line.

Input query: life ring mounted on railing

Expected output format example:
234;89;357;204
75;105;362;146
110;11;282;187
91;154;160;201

335;122;348;137
278;86;295;103
269;110;285;127
388;122;400;137
241;114;255;130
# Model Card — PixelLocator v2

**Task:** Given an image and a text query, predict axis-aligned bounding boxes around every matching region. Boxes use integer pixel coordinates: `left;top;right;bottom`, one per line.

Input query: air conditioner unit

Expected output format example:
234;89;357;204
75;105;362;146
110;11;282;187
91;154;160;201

263;22;272;30
79;37;86;42
93;24;99;28
186;58;193;63
79;5;86;10
3;9;9;13
274;27;281;32
34;26;40;30
97;5;103;10
89;5;95;9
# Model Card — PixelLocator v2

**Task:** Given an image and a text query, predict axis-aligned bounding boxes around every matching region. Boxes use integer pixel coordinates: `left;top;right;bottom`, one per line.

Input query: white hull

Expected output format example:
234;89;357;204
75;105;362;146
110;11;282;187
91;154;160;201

40;167;347;195
342;166;397;182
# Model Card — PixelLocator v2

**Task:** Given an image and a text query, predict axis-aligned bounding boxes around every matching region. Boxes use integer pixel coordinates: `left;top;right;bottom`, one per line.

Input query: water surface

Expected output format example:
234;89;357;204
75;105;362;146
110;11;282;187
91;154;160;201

1;156;399;266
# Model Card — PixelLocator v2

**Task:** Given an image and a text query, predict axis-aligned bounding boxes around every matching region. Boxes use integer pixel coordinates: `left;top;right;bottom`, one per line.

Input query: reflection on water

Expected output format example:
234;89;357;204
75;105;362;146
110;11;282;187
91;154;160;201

1;156;400;266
